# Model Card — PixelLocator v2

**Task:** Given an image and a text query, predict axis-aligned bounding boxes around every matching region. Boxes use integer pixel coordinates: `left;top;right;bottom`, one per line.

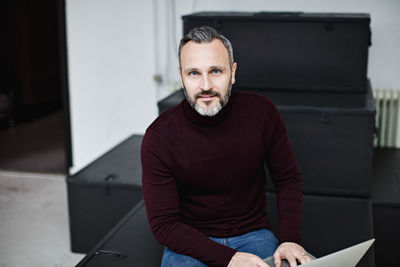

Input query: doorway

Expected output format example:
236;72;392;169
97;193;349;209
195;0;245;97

0;0;71;174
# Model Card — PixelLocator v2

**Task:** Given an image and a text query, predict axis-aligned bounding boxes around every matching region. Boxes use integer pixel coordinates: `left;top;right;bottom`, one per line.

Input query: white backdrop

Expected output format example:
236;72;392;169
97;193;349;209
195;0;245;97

66;0;157;173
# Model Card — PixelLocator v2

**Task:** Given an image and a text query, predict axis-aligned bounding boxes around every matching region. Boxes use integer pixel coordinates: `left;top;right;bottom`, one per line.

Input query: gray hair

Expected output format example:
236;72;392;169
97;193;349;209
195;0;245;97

178;26;234;68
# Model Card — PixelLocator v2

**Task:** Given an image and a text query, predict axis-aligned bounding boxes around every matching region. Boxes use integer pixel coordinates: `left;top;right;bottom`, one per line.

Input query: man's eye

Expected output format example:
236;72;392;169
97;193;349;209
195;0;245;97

212;69;221;74
189;71;198;76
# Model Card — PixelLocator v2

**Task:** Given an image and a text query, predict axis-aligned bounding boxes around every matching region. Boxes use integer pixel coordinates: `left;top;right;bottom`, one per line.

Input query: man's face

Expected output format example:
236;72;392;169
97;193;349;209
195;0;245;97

179;39;237;116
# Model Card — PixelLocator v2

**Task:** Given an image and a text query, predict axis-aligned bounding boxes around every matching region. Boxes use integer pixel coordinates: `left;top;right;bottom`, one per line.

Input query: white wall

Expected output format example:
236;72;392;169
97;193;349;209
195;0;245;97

66;0;157;173
154;0;400;146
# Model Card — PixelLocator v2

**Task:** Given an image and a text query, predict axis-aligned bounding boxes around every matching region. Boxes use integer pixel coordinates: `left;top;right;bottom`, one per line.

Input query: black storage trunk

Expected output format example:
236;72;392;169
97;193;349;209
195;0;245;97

76;200;164;267
182;12;371;93
76;195;374;267
67;135;144;253
157;82;375;197
266;193;375;267
371;148;400;267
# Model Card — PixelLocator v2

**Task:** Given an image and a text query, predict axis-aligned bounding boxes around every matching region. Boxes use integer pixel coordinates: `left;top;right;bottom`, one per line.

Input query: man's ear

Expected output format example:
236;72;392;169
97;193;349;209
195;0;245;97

178;67;184;88
231;62;238;85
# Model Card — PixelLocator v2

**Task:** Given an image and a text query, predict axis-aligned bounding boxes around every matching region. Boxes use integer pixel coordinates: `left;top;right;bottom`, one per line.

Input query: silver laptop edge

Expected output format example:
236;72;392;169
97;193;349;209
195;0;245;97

264;238;375;267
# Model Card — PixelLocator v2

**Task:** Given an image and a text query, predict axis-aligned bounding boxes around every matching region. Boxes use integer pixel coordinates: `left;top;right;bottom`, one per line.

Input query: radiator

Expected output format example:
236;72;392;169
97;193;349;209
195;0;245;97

373;89;400;147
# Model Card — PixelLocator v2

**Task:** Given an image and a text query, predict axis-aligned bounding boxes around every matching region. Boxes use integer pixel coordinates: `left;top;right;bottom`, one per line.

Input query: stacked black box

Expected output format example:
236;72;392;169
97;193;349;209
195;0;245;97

158;85;376;197
182;12;371;93
266;193;374;267
157;88;375;266
67;135;144;253
181;12;375;197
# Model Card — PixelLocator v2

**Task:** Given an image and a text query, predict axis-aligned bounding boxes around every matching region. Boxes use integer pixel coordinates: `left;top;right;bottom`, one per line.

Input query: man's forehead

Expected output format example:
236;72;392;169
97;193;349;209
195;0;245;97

180;39;230;67
181;39;227;53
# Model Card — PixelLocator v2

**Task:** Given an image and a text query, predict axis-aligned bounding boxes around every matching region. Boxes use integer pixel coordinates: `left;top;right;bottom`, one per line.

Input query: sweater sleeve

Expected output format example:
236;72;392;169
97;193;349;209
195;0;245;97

141;129;237;267
263;103;302;244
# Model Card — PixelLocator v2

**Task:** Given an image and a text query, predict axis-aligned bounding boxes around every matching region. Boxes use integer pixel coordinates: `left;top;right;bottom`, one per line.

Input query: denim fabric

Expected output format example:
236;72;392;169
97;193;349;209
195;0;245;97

161;228;278;267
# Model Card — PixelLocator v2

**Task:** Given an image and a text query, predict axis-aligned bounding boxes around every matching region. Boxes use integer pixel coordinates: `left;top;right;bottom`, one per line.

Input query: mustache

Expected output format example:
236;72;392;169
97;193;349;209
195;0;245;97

194;90;221;98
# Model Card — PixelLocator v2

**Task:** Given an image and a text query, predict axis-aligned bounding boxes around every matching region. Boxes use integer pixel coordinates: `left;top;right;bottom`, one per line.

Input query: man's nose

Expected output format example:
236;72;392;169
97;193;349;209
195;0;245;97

200;75;213;91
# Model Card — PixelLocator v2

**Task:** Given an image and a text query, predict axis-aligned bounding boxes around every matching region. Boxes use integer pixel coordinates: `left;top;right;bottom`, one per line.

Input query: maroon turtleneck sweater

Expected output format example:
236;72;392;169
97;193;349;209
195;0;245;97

141;90;302;267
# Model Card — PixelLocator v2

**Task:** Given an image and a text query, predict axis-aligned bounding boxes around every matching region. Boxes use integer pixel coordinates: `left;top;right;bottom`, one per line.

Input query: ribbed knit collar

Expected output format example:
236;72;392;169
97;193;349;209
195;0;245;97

182;92;234;127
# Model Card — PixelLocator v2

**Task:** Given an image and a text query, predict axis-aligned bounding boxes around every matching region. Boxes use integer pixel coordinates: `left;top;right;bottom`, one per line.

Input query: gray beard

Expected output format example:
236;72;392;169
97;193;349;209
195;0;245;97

182;83;232;117
194;101;222;116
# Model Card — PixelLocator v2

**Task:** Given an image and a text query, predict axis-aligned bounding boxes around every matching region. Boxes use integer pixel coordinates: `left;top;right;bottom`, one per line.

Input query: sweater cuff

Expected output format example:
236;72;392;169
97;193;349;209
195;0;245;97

279;229;301;245
216;246;237;267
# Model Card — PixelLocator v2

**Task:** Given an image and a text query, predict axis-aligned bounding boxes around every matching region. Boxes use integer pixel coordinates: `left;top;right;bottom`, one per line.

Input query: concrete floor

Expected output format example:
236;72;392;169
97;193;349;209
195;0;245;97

0;171;84;267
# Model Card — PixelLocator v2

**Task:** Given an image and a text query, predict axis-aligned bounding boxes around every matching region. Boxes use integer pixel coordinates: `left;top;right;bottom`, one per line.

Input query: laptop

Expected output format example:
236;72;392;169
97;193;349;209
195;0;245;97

263;239;374;267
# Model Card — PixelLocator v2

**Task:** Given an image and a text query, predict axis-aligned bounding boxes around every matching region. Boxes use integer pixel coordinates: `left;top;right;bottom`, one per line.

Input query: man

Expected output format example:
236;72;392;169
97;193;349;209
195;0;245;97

141;26;312;267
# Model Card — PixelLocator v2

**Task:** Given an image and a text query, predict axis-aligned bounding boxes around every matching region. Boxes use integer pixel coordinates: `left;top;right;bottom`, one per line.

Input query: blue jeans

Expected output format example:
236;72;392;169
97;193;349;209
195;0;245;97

161;228;278;267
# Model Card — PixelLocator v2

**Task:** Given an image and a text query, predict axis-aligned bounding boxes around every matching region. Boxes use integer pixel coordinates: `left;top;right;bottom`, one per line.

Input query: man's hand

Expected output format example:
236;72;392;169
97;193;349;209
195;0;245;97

273;242;313;267
228;252;270;267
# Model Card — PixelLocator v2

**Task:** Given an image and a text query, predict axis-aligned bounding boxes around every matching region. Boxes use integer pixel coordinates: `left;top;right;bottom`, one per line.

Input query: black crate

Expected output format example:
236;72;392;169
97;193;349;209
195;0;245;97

371;148;400;267
76;200;163;267
267;82;375;196
157;84;375;197
266;193;375;267
182;11;371;93
67;135;144;253
76;195;374;267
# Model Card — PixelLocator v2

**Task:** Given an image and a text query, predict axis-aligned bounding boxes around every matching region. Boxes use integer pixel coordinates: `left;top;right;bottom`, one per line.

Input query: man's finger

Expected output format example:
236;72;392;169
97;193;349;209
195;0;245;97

304;255;313;264
286;256;297;267
273;252;282;267
297;254;307;265
298;253;313;264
